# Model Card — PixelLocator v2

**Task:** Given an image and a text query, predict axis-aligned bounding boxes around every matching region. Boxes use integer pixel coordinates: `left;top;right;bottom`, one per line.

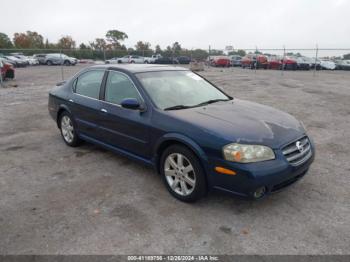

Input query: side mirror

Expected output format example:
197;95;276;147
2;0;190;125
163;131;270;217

121;98;144;111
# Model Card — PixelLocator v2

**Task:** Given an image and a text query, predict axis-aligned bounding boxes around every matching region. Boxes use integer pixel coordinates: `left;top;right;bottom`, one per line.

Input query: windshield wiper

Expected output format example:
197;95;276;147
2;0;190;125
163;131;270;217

164;98;232;111
194;98;231;107
164;105;192;111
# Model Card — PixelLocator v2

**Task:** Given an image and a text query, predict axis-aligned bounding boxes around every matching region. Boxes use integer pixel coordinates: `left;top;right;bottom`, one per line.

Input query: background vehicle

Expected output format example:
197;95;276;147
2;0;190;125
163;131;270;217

295;57;310;70
114;55;145;64
302;57;321;70
320;60;336;70
105;57;121;64
154;56;178;64
241;54;268;69
12;54;39;66
281;56;297;70
175;56;191;64
144;54;162;63
229;55;242;67
33;54;47;65
267;55;282;69
335;60;350;70
3;56;28;67
210;56;231;67
0;58;15;80
44;54;77;66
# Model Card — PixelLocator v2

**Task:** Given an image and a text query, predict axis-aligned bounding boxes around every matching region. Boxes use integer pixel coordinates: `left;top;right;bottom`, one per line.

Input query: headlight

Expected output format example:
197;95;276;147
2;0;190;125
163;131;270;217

223;143;275;163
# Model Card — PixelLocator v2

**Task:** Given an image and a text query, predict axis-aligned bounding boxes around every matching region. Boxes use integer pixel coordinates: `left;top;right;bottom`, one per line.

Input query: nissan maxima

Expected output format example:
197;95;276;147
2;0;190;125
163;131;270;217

48;64;315;202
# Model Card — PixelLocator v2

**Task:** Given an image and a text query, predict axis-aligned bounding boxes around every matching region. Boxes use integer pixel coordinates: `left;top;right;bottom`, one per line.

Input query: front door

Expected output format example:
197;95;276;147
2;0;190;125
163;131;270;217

97;70;151;158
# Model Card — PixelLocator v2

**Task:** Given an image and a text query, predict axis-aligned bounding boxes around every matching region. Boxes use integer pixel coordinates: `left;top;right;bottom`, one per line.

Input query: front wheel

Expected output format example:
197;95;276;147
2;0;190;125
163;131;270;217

59;112;81;147
160;145;207;202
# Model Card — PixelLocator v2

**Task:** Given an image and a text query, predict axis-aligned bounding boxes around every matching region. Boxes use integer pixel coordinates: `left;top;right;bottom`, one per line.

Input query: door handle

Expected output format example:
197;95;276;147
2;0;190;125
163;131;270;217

101;108;107;113
69;99;74;103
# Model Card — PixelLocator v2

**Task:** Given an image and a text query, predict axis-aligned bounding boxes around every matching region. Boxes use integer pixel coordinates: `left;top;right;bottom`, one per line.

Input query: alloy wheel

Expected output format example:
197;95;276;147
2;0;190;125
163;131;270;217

164;153;196;196
61;115;74;143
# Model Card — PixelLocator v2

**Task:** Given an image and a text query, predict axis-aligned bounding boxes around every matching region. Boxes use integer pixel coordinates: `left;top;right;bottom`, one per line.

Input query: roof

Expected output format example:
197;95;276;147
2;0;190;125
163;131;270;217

90;64;188;73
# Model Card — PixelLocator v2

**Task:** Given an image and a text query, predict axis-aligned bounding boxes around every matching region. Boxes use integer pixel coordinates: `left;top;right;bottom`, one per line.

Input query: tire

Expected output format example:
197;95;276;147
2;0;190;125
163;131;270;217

58;111;81;147
130;60;135;64
46;60;53;66
144;60;149;64
160;145;207;202
64;60;71;66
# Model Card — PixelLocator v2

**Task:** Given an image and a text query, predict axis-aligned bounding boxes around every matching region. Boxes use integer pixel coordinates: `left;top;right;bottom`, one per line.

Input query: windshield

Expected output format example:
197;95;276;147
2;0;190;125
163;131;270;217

137;71;230;110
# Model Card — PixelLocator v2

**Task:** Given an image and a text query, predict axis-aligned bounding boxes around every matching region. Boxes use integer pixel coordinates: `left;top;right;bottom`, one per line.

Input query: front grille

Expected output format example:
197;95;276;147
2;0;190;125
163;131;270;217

282;136;312;166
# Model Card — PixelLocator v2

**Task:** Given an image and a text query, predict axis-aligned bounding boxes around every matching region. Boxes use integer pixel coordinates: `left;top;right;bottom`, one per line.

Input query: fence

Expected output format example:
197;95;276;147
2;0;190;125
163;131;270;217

1;47;350;86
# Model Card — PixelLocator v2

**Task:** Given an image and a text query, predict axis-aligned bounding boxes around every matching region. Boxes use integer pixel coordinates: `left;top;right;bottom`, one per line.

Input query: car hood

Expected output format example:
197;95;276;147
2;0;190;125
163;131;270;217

168;99;305;149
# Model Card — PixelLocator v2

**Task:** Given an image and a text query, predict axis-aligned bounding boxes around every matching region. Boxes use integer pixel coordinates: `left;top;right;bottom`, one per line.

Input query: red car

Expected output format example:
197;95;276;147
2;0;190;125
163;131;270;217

241;54;268;69
267;56;283;69
0;59;15;80
281;56;297;70
210;56;231;67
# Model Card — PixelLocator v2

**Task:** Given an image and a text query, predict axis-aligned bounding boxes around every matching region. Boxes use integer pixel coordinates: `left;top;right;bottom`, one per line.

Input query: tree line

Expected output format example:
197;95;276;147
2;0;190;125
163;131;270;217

0;30;248;60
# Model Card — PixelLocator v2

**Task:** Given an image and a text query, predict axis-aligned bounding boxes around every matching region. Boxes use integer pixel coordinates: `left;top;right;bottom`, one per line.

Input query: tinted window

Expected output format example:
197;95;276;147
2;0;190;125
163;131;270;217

105;71;140;105
75;70;105;99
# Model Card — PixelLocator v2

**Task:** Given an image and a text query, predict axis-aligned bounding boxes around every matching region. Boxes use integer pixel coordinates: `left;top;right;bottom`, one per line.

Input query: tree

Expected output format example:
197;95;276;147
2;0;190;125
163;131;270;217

210;49;223;56
155;44;162;54
164;46;173;57
172;42;182;56
13;31;44;48
79;43;88;49
0;32;13;48
135;41;151;51
58;35;76;49
105;30;128;48
89;38;107;50
229;49;246;57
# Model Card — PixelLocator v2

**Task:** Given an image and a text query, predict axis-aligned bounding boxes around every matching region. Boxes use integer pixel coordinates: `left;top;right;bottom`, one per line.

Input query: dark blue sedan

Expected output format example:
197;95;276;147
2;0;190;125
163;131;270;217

48;64;315;202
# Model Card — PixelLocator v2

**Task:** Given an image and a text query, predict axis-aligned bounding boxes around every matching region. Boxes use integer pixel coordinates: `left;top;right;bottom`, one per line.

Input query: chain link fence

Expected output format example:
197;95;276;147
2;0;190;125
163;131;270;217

1;47;350;86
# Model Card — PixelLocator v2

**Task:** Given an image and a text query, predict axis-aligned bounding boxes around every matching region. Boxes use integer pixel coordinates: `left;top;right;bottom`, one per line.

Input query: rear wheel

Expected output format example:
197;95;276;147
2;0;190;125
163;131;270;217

46;60;53;66
59;112;81;147
160;145;207;202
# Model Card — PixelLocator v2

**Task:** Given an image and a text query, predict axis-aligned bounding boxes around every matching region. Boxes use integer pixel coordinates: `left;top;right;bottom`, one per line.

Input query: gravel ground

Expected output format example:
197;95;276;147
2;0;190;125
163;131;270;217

0;65;349;255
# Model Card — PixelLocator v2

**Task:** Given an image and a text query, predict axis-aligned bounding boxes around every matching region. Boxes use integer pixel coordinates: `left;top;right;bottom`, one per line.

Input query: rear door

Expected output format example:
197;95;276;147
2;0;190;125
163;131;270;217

69;69;106;139
97;70;151;158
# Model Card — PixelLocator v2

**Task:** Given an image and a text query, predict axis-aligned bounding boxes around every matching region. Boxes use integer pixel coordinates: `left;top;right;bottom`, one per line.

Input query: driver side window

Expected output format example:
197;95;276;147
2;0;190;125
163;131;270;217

104;71;140;105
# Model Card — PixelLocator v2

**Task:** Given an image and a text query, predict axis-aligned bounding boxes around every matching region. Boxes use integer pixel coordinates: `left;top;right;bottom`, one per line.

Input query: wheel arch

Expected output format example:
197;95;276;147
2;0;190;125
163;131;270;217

154;133;209;177
56;104;72;128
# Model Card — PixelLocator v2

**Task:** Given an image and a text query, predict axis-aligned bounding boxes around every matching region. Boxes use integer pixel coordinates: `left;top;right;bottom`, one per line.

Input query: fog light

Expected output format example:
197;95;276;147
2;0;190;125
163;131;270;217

253;187;266;199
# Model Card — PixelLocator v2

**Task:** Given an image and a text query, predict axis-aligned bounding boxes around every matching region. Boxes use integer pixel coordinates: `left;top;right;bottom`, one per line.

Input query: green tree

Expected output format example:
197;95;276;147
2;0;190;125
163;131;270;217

229;49;246;57
164;46;173;57
106;30;128;49
89;38;107;50
155;44;162;54
79;43;88;49
172;42;181;56
135;41;151;51
0;32;13;48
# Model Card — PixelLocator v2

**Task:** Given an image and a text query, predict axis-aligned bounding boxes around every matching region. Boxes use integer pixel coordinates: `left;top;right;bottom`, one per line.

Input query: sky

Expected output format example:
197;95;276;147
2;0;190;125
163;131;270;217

1;0;350;54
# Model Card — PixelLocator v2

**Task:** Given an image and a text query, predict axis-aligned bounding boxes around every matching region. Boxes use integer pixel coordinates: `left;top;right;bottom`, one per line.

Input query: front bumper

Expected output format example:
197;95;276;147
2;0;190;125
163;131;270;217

206;141;315;199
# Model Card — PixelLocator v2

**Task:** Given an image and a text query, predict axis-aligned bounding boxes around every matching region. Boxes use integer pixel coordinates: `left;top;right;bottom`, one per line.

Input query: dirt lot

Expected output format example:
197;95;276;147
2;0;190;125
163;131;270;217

0;65;349;255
